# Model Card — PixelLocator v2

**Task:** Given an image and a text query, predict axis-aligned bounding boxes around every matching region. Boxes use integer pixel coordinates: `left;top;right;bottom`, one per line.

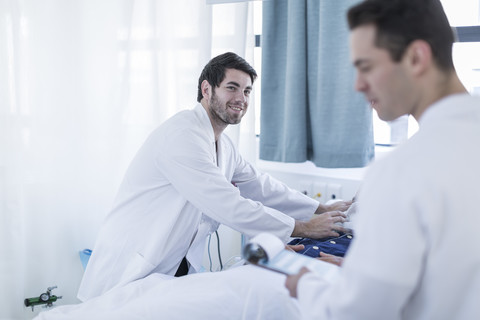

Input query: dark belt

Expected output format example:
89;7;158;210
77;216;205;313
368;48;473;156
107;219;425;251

174;257;189;277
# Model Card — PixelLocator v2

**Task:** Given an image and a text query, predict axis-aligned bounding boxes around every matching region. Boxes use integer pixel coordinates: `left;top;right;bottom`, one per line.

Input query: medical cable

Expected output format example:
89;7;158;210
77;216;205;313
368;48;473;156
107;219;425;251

207;234;213;272
207;231;224;271
215;230;223;270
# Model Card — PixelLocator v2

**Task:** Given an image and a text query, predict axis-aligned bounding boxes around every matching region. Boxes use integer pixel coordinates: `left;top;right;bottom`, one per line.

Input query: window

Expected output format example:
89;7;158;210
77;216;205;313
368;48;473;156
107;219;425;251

252;0;480;144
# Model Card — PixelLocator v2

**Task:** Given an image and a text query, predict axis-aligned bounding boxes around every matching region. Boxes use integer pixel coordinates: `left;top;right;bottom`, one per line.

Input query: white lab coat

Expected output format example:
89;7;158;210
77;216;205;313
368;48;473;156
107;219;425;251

78;104;318;301
297;94;480;319
35;266;301;320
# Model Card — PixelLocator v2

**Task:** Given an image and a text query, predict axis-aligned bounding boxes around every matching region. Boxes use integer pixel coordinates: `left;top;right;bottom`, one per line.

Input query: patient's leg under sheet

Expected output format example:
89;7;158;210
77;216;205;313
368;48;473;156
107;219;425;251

34;265;301;320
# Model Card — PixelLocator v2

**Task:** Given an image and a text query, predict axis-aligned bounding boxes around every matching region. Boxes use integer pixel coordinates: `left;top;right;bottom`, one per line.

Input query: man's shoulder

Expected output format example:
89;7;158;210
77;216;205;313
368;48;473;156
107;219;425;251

155;107;205;137
164;107;198;125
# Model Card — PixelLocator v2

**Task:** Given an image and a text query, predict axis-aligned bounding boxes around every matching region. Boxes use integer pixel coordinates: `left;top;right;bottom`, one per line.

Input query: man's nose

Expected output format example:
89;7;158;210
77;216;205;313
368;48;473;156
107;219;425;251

234;91;248;103
354;74;367;92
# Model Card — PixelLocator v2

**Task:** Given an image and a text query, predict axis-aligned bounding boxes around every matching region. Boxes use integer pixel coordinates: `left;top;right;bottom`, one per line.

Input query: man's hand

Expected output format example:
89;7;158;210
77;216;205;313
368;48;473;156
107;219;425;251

292;211;348;239
286;244;305;252
285;267;310;298
317;252;344;267
315;200;353;215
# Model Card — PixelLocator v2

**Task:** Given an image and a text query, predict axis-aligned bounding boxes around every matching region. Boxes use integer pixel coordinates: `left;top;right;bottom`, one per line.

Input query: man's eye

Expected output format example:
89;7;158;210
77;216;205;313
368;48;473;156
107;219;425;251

359;66;371;73
227;86;236;91
244;90;251;96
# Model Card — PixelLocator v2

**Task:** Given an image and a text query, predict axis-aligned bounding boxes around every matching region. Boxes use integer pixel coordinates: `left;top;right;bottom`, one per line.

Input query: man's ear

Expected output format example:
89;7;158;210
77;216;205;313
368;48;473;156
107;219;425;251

405;40;432;76
201;80;211;100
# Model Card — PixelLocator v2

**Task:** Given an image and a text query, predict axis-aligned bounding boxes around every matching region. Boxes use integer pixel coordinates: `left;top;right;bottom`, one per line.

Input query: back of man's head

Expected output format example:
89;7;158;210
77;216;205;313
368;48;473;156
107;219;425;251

347;0;455;71
196;52;257;102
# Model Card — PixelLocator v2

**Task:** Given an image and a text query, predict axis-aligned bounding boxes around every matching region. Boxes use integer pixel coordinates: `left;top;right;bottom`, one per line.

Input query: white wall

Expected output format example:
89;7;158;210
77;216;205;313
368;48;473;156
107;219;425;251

257;160;364;201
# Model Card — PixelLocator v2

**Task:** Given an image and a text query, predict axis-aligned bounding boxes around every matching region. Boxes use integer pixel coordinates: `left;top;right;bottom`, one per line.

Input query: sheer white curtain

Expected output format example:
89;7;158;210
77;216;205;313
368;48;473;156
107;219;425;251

0;0;255;318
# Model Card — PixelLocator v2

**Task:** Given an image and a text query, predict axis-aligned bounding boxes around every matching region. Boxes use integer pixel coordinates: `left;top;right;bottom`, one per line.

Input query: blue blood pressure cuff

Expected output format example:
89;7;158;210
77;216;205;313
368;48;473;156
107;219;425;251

288;233;353;258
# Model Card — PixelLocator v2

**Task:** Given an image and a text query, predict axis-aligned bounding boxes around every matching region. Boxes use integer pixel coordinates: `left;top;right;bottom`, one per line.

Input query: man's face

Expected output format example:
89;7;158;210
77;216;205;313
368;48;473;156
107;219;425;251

350;24;414;121
207;68;252;126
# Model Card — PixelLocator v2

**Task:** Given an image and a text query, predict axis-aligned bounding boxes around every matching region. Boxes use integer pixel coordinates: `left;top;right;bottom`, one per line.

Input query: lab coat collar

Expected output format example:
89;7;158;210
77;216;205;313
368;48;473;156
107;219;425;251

194;103;226;168
419;93;476;127
193;103;216;145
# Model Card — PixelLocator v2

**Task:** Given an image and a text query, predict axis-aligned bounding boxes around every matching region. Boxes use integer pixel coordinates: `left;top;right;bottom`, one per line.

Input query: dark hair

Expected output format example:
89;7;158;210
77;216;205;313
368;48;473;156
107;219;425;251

197;52;257;102
347;0;455;71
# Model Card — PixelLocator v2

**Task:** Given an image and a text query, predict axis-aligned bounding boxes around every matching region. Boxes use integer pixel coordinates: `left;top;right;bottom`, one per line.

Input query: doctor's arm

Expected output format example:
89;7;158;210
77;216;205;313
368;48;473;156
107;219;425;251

232;154;353;220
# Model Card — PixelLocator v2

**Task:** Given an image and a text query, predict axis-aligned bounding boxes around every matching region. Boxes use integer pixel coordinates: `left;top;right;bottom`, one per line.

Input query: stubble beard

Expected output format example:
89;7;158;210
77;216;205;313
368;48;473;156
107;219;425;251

209;90;242;126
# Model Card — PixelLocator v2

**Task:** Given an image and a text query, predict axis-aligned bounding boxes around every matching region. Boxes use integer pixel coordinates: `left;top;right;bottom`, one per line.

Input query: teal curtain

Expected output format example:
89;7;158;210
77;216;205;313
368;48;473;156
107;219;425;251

259;0;374;168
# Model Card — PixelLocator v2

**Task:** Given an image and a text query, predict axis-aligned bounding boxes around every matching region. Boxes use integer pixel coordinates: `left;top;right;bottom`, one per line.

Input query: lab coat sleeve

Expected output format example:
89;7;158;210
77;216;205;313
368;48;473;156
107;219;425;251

155;130;297;243
232;154;318;221
296;157;428;319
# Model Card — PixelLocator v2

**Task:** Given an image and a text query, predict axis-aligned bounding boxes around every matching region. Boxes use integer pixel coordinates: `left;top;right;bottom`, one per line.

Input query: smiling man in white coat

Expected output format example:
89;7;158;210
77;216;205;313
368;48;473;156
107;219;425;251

78;52;351;301
286;0;480;319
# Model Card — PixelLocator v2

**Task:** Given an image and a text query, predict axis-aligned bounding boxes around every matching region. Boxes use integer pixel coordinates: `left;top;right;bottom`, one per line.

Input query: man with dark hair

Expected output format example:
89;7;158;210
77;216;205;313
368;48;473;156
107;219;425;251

347;0;455;71
286;0;480;318
77;52;351;302
196;52;258;103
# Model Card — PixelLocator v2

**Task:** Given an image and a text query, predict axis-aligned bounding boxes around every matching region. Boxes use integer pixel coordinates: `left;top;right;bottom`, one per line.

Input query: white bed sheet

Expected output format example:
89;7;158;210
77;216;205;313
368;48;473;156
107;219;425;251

34;265;301;320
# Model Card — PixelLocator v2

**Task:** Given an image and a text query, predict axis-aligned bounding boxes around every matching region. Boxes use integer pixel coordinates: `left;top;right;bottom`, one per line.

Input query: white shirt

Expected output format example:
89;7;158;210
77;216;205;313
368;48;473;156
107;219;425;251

297;94;480;319
78;104;318;301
